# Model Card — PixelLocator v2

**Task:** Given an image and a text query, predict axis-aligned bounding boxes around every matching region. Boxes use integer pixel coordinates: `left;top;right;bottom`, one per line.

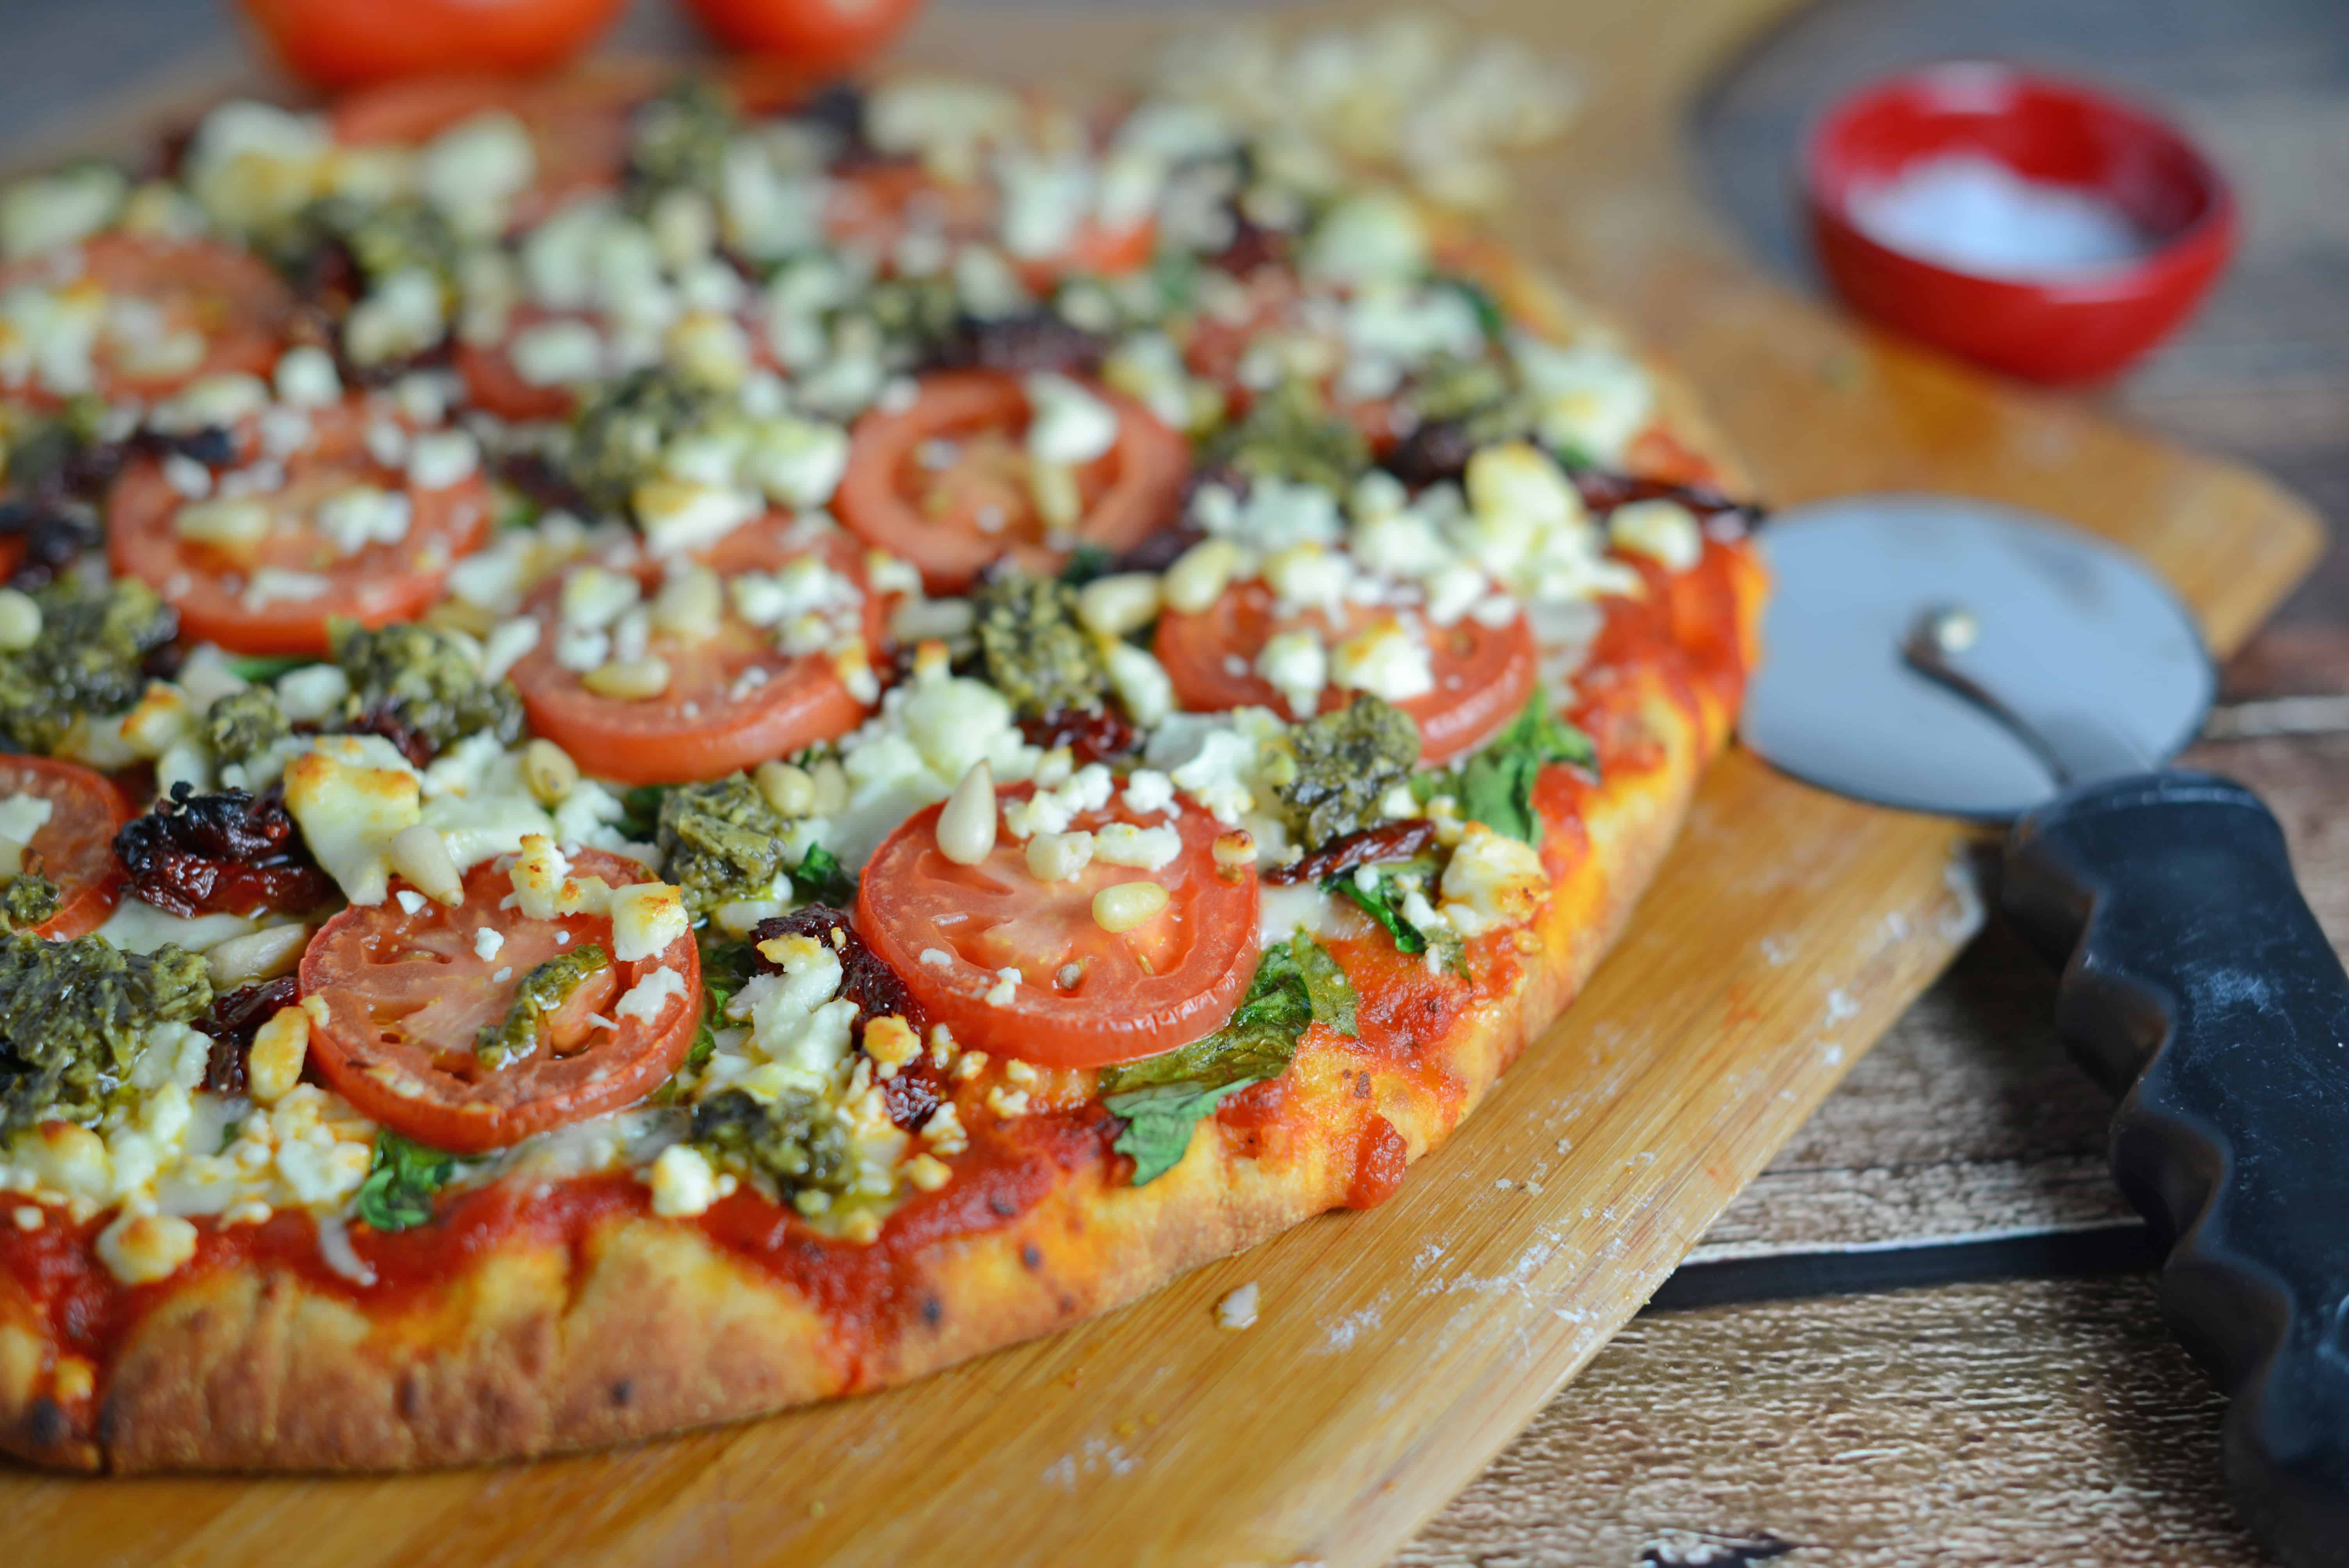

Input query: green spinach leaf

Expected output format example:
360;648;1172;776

1331;872;1426;956
225;653;316;684
353;1131;458;1233
1100;935;1358;1185
792;843;857;906
1451;690;1597;844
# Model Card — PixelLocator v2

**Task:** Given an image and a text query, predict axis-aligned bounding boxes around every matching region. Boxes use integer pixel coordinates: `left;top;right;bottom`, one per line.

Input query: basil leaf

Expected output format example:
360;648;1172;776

792;843;856;906
1101;1080;1257;1186
1330;873;1427;956
353;1131;457;1233
1287;931;1357;1037
1435;272;1507;341
1453;690;1597;844
618;784;669;843
1101;936;1358;1185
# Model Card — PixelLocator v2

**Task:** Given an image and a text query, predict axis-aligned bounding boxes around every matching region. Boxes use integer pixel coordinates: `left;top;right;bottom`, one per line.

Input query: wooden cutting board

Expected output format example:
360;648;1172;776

3;1;2323;1564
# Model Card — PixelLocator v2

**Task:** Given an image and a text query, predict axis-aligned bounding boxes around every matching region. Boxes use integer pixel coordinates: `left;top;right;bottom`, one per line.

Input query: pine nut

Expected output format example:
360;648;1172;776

581;654;672;700
650;563;723;643
1075;572;1161;638
1162;538;1244;614
1092;880;1169;933
1212;829;1257;868
205;923;310;988
0;589;41;653
171;497;270;550
810;758;849;816
754;759;816;818
1027;458;1081;532
244;1007;310;1104
935;760;998;866
387;823;463;906
522;739;579;805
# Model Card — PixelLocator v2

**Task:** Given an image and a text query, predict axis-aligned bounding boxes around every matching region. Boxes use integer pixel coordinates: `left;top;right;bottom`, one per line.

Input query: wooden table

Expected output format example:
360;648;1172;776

0;0;2336;1562
1398;1;2343;1561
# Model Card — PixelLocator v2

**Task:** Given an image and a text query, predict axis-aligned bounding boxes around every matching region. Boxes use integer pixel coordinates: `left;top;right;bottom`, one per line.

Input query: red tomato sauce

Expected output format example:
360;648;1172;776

696;1108;1113;1383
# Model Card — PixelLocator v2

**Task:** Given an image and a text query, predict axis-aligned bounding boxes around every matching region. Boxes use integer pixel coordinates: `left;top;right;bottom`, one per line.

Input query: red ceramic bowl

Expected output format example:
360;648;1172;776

1804;61;2236;383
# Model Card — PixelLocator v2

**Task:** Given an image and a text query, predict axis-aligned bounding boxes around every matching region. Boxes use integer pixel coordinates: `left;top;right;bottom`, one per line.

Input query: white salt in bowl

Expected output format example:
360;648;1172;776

1803;61;2235;383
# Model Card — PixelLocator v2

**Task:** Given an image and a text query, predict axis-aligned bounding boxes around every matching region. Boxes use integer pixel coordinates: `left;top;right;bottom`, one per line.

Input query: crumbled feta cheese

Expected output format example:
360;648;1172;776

281;735;423;905
607;880;688;962
406;429;480;491
273;343;340;407
1091;821;1182;871
615;964;688;1025
1438;822;1551;935
1256;629;1329;719
648;1142;718;1218
1331;618;1434;702
1023;372;1121;466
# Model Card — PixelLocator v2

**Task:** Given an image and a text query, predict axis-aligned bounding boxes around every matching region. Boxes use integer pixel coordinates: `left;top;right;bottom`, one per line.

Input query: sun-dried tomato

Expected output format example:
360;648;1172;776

924;312;1106;376
336;703;438;768
1571;469;1766;533
749;905;949;1132
1018;706;1139;766
1262;818;1440;886
194;975;301;1096
112;783;338;919
0;504;100;591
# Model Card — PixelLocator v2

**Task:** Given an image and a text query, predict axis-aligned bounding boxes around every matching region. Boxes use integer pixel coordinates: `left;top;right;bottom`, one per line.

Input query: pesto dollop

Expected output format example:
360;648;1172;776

0;932;211;1137
335;622;524;755
626;77;735;208
265;194;460;294
1207;380;1370;494
475;944;611;1069
0;875;60;932
973;570;1109;721
563;368;715;519
0;577;176;755
1276;694;1422;850
205;685;291;767
690;1086;852;1201
656;773;792;919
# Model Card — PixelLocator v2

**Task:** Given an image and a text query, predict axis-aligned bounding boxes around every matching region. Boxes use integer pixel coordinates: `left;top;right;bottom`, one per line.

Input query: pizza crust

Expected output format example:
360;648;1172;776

0;246;1766;1475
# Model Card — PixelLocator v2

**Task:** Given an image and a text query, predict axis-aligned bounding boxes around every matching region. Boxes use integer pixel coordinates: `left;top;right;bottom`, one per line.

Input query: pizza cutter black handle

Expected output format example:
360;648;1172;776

2002;770;2349;1568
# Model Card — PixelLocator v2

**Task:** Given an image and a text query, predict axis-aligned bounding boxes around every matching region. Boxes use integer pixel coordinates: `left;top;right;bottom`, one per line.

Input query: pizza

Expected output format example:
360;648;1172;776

0;39;1764;1472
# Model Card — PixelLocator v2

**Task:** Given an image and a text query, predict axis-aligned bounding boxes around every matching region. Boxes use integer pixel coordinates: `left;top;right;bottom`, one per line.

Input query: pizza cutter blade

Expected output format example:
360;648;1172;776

1740;494;2349;1568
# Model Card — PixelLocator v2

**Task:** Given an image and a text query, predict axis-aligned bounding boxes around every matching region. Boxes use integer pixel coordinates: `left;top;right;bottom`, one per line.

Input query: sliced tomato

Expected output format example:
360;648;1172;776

834;370;1189;594
331;64;664;229
1154;580;1538;766
0;235;293;408
245;0;629;91
0;757;131;940
298;847;697;1153
509;519;885;786
857;784;1260;1068
452;303;594;421
682;0;925;74
106;397;493;657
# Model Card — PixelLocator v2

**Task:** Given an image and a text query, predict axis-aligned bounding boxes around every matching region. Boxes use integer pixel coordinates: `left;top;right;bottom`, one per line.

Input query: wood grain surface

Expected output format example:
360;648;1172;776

0;1;2328;1565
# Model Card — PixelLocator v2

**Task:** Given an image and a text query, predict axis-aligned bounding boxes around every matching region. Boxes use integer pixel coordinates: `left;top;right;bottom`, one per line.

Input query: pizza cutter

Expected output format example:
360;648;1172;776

1739;493;2349;1568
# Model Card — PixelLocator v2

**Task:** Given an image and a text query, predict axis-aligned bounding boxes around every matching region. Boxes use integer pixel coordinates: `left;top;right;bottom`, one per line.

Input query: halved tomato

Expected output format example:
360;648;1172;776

241;0;628;90
508;518;886;786
0;235;293;408
834;370;1189;594
107;397;493;656
298;846;698;1153
0;757;131;940
683;0;925;75
856;783;1259;1068
331;64;665;230
1153;581;1537;766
